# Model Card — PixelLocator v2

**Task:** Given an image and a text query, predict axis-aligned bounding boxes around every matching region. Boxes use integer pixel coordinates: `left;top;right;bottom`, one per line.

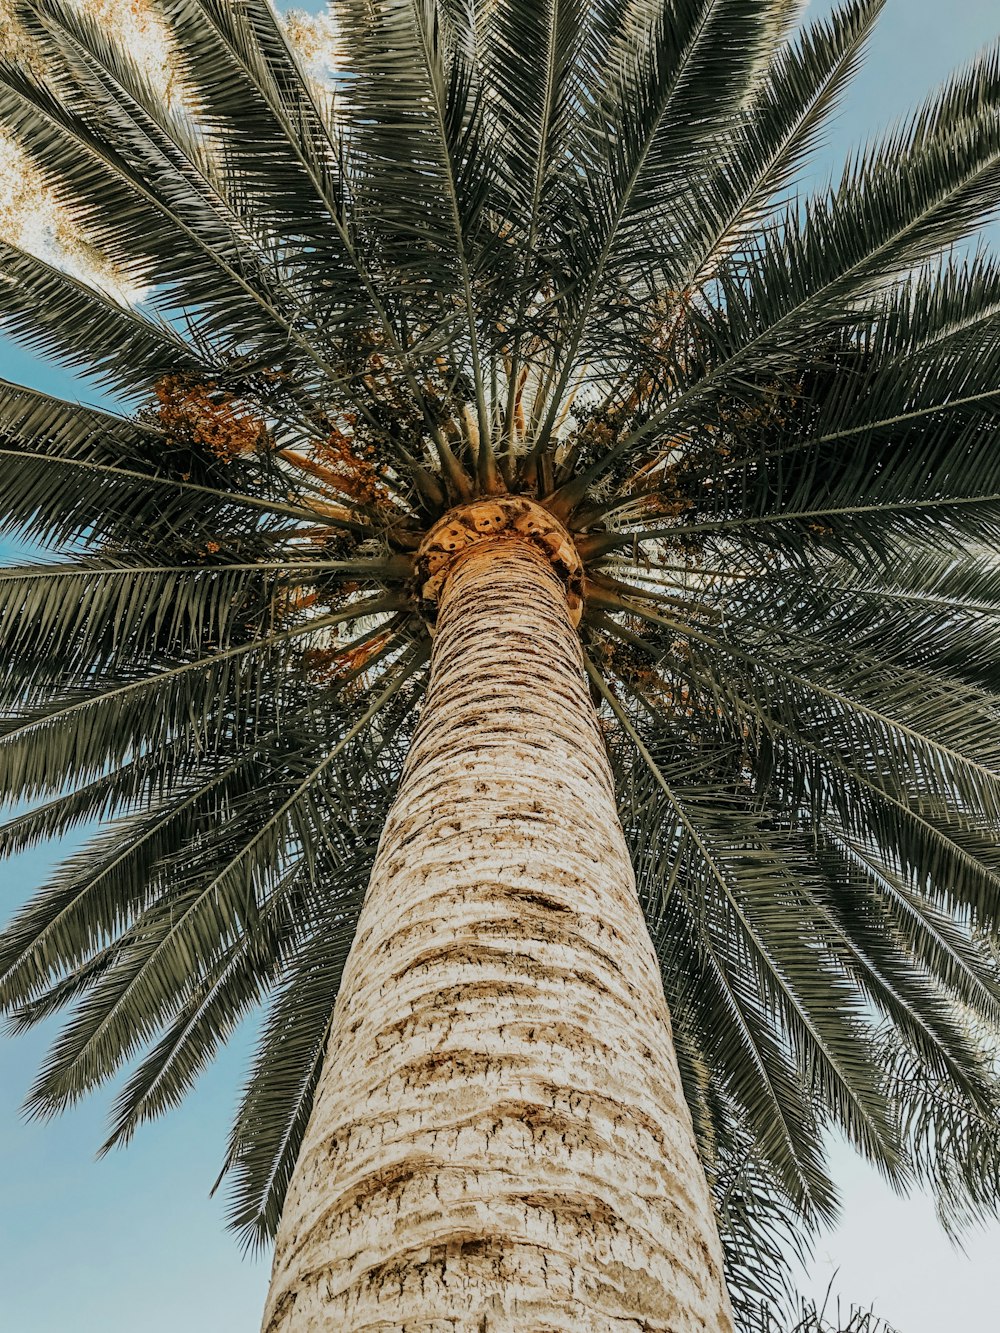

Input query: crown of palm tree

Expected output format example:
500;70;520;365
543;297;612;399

2;0;1000;1320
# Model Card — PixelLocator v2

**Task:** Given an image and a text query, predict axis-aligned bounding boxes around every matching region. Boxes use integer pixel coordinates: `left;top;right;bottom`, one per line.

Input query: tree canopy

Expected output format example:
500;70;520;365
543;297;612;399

1;1;1000;1321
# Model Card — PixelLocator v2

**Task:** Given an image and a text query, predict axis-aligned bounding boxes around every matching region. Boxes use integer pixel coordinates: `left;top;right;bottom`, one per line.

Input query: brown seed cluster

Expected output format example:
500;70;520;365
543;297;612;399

301;629;392;689
314;425;388;507
154;374;266;461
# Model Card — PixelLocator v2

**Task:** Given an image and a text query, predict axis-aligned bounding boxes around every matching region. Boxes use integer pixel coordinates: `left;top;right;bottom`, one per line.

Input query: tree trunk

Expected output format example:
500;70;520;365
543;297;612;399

263;533;734;1331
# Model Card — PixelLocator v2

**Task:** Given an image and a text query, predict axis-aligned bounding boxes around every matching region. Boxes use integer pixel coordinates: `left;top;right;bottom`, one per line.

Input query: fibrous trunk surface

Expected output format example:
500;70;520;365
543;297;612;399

264;532;734;1331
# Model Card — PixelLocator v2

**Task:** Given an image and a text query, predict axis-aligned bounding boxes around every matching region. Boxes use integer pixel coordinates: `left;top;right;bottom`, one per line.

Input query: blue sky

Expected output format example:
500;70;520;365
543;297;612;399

2;3;1000;1330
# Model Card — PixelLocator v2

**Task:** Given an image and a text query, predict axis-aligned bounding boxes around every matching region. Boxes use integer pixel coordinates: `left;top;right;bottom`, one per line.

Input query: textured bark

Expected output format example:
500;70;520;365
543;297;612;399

263;535;734;1331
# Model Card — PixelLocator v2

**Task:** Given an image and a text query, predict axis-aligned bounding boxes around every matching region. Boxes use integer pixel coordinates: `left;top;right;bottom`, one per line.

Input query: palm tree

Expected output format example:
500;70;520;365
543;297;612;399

2;0;1000;1325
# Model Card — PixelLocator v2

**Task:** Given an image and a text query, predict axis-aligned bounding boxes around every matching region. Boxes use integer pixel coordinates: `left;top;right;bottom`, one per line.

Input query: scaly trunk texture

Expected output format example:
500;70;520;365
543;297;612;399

263;535;734;1331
